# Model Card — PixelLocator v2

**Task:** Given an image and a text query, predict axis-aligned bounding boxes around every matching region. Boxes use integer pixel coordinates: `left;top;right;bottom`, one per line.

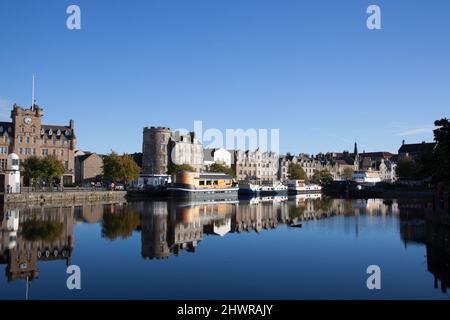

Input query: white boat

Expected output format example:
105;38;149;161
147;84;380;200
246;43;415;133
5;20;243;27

286;180;322;194
239;180;288;196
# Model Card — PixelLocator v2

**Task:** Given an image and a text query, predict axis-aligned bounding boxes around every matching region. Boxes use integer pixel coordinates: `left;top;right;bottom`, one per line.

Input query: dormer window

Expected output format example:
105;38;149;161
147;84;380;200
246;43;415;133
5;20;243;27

65;129;70;136
57;129;61;136
48;129;53;136
41;128;45;135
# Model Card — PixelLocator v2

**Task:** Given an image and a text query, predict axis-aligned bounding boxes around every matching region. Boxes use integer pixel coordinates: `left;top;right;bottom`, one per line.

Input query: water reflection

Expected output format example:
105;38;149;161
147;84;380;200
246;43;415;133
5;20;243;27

0;205;74;283
1;196;450;298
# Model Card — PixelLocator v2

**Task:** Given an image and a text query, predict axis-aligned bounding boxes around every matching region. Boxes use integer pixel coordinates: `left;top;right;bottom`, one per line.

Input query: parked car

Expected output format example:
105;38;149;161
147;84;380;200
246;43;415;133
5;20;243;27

114;184;125;191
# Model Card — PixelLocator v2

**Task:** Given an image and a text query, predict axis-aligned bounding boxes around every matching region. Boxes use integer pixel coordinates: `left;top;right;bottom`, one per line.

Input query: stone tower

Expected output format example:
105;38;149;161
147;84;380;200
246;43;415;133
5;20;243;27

142;127;172;175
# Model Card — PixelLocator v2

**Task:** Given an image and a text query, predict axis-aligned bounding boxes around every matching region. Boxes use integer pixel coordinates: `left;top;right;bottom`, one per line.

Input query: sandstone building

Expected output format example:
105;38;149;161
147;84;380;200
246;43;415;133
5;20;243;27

75;151;104;184
233;149;279;181
0;104;76;185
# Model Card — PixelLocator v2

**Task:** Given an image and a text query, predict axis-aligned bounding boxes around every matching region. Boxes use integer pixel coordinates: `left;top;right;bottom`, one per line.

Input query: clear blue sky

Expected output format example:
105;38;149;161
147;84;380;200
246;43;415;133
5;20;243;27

0;0;449;155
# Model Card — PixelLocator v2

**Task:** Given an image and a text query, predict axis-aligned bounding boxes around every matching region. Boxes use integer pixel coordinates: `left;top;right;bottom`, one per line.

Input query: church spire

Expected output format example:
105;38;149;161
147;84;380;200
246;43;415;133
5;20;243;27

354;142;358;156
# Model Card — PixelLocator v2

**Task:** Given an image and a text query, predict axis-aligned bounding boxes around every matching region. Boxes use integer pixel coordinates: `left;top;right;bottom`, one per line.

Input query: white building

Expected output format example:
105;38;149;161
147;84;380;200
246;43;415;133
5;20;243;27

4;153;20;193
352;170;382;185
203;148;232;168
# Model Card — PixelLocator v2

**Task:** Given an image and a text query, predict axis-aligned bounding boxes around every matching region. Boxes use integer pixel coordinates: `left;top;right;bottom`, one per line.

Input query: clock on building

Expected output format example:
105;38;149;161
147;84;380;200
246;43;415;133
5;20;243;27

23;117;32;125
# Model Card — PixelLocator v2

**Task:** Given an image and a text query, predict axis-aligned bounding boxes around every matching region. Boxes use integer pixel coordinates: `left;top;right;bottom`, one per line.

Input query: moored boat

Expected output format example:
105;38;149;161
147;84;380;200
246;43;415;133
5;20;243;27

167;171;239;200
286;179;322;195
238;180;288;197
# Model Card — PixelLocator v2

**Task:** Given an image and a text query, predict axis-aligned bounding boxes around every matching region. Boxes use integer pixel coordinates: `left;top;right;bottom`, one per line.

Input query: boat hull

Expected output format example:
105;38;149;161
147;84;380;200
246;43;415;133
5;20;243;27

168;184;239;200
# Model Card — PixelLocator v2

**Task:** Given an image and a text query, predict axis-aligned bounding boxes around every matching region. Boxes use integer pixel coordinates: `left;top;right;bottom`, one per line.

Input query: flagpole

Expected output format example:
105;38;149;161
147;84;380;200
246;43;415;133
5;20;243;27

31;74;35;110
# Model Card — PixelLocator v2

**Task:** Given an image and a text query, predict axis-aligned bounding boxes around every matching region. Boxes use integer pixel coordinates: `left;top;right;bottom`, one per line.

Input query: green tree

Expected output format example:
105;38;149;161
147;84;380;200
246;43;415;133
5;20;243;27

206;163;236;177
341;167;354;180
22;156;44;189
41;155;65;186
118;154;141;186
312;170;333;186
103;151;123;182
167;163;195;174
288;163;308;181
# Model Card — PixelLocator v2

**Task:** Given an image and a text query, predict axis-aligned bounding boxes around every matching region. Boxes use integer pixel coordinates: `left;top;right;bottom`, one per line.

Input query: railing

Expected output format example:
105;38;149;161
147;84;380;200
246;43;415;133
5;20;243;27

19;186;110;193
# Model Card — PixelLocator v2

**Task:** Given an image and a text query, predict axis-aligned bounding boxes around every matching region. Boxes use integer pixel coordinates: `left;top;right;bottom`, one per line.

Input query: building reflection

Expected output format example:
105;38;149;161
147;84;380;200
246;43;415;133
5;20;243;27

3;196;449;297
0;205;74;283
424;207;450;294
396;199;450;294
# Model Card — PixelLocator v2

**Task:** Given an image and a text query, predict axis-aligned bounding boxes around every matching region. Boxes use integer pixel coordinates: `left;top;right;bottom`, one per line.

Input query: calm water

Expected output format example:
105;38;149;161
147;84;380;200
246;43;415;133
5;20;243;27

0;195;449;300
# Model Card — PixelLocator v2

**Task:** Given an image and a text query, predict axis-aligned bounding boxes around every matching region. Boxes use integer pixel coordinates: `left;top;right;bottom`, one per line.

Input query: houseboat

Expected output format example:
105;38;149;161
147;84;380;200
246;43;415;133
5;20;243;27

238;180;288;197
167;171;239;200
286;180;322;195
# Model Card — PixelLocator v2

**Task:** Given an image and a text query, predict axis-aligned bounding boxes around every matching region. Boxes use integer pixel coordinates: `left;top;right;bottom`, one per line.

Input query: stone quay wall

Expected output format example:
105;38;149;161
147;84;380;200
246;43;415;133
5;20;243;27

1;190;127;204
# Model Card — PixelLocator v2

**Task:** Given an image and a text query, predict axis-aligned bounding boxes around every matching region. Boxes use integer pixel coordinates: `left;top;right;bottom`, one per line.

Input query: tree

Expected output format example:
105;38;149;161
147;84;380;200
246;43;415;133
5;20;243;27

312;170;333;186
22;156;44;189
288;163;308;182
103;151;123;182
341;167;354;180
167;163;195;174
206;163;236;177
433;118;450;182
119;154;141;185
397;158;420;180
41;155;65;186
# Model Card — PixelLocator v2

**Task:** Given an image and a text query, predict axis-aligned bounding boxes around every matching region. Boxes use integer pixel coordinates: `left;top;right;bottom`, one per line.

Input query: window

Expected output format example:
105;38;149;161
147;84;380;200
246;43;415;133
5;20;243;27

52;149;56;156
42;149;48;156
61;149;64;156
26;136;30;144
19;148;23;154
199;180;205;186
64;161;69;170
33;136;36;144
19;136;23;144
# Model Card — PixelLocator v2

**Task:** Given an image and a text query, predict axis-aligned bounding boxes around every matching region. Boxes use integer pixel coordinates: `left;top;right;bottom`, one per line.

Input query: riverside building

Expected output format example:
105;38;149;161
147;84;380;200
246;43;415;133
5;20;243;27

0;104;76;185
